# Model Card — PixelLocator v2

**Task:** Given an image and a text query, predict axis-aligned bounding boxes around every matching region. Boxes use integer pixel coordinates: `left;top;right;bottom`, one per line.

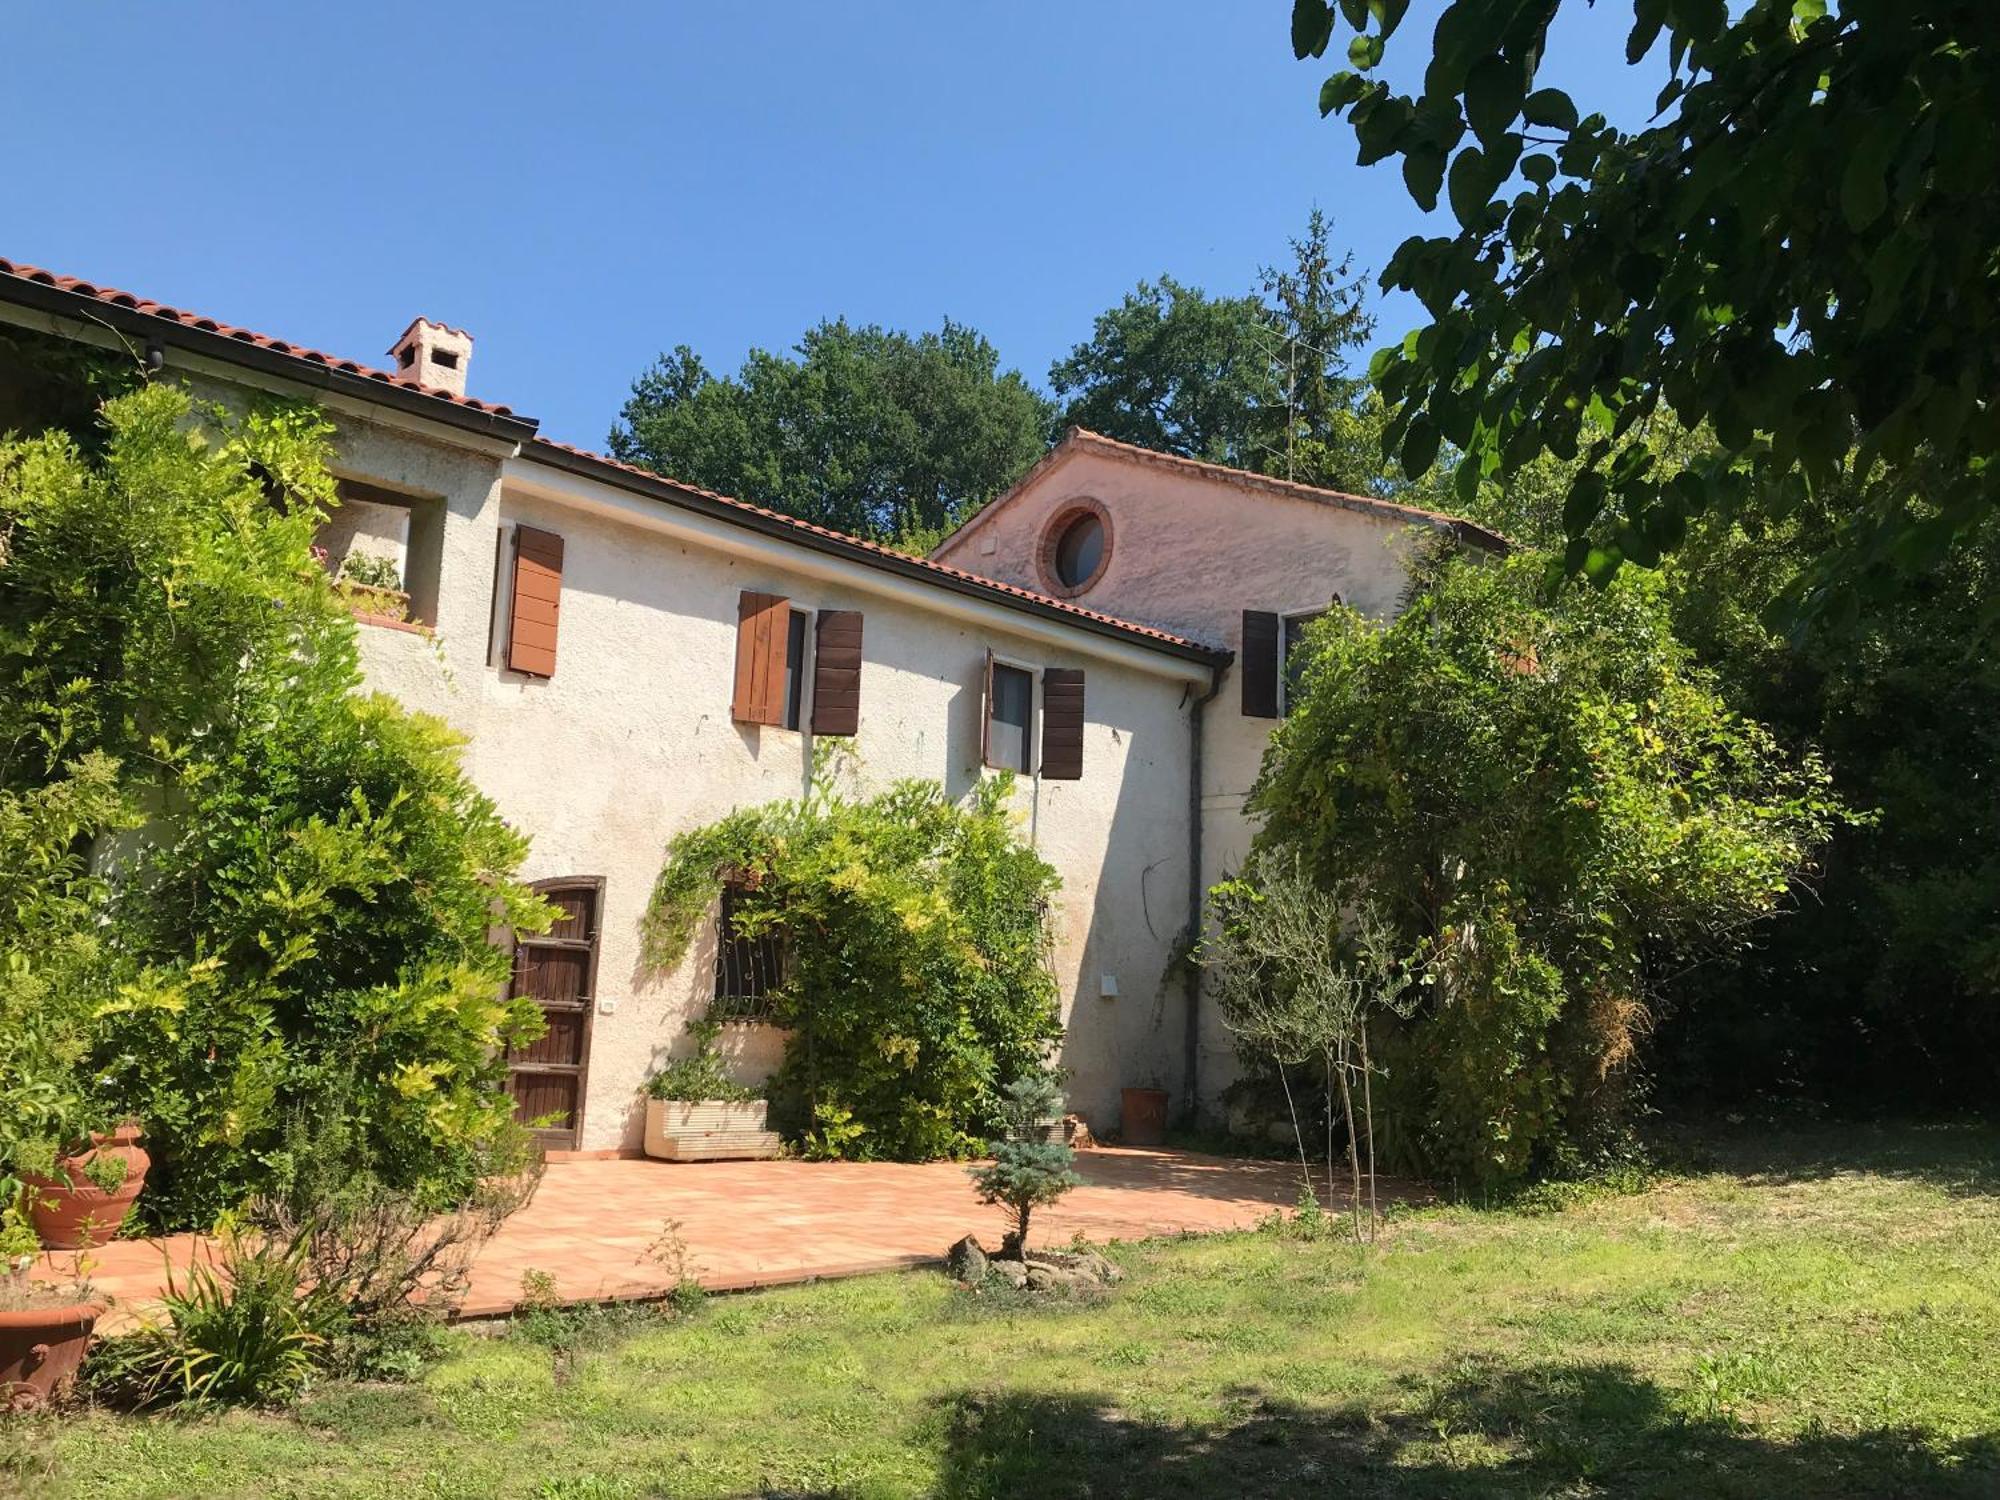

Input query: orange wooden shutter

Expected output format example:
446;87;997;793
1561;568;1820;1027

732;590;791;724
507;525;564;678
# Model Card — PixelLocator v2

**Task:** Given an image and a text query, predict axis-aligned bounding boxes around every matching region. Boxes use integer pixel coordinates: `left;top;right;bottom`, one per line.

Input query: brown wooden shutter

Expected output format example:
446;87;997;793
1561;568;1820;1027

810;609;864;736
1040;668;1085;780
732;590;791;725
1241;609;1280;718
506;525;564;678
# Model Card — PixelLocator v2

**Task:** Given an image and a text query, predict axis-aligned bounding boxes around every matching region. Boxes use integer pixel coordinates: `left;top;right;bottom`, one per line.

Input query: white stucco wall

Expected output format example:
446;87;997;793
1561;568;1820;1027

933;447;1433;1112
333;436;1205;1152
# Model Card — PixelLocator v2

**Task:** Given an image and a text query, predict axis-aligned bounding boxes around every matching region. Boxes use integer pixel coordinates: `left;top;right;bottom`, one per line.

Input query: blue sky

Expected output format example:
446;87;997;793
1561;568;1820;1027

3;3;1641;448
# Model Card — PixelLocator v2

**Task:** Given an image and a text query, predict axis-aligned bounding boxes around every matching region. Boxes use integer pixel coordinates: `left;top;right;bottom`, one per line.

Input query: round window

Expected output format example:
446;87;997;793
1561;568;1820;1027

1052;512;1105;590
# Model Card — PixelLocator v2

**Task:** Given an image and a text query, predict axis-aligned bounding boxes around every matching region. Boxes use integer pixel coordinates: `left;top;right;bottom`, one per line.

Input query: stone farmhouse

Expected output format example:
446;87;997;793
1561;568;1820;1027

0;258;1503;1155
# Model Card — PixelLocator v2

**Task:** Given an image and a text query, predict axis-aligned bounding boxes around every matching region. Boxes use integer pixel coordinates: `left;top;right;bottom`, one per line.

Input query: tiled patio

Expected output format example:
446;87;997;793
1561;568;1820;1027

39;1147;1374;1329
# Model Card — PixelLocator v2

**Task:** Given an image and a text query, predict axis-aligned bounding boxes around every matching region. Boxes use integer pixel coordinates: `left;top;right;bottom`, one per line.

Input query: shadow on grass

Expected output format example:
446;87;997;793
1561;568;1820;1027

1669;1118;2000;1199
930;1360;2000;1500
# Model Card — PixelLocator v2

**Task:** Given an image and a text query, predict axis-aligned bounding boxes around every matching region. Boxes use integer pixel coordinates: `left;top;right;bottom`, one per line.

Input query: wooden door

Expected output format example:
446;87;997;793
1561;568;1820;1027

505;878;602;1150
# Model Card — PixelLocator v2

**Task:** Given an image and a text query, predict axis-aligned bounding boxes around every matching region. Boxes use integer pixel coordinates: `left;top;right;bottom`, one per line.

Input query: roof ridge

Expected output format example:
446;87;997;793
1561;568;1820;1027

0;256;519;420
1061;426;1509;548
526;438;1225;658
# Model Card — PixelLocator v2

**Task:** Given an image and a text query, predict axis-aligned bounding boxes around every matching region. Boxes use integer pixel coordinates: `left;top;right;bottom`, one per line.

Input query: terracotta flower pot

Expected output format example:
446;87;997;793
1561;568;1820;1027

0;1298;100;1411
1120;1087;1170;1148
23;1123;151;1250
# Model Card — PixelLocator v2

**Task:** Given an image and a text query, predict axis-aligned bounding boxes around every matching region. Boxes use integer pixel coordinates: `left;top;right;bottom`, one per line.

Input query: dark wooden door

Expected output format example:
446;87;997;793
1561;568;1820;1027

505;878;602;1150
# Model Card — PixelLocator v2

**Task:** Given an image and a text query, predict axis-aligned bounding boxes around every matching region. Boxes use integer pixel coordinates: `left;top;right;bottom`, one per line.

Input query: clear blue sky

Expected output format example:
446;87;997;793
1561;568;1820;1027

3;3;1641;448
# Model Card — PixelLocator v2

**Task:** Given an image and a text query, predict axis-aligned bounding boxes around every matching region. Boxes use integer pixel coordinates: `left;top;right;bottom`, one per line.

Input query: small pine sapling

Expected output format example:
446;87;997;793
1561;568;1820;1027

968;1073;1080;1258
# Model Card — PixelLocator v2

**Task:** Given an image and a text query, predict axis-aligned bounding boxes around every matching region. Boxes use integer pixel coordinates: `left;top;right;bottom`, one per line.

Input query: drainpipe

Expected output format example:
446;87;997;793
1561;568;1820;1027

1180;660;1225;1128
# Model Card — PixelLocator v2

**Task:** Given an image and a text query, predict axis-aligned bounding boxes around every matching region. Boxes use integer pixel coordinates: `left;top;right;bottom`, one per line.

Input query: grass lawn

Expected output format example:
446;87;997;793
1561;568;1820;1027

11;1122;2000;1498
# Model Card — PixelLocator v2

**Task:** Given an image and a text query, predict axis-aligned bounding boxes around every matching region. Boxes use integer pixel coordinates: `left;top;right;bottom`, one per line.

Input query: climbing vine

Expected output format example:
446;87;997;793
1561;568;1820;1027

641;769;1063;1161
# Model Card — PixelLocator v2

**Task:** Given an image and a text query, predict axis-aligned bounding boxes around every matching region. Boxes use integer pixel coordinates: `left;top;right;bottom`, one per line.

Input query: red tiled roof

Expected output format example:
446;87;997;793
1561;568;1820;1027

0;253;1224;663
526;439;1227;661
0;257;521;419
934;426;1510;556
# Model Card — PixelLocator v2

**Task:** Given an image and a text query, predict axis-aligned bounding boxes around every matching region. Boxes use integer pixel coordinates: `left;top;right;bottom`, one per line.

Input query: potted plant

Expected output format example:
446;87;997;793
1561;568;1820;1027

332;551;411;623
17;1123;151;1250
0;932;147;1250
642;1017;778;1161
0;1251;101;1410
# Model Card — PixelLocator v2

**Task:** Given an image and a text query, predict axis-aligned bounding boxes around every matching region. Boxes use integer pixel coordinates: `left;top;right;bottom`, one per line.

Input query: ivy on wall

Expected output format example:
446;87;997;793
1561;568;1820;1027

641;767;1064;1161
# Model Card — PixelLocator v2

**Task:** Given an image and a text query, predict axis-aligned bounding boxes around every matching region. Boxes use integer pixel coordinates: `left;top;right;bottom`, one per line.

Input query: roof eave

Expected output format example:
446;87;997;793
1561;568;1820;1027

524;439;1230;668
0;271;539;445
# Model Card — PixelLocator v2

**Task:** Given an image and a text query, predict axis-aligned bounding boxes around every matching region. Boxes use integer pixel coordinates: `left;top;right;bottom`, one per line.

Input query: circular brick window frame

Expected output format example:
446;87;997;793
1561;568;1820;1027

1037;498;1114;599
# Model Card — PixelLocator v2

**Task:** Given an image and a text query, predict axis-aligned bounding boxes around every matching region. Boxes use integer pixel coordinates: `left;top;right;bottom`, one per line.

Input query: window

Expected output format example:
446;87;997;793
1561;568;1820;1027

1053;513;1104;589
986;661;1034;772
1281;609;1327;715
780;608;809;729
1037;498;1113;597
712;884;783;1021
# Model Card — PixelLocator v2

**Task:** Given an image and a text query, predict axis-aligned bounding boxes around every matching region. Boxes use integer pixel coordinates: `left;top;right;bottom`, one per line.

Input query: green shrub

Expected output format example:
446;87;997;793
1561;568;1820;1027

644;1017;761;1102
1252;551;1846;1189
0;382;553;1228
642;770;1062;1160
91;1229;327;1409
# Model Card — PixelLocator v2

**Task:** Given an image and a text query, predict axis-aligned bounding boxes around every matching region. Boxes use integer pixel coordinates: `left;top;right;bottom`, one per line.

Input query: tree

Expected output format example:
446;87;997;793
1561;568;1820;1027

608;318;1052;550
1051;275;1283;469
1291;0;2000;619
1251;549;1843;1187
0;381;550;1227
1205;872;1415;1238
1054;218;1397;495
968;1072;1080;1258
1255;208;1384;493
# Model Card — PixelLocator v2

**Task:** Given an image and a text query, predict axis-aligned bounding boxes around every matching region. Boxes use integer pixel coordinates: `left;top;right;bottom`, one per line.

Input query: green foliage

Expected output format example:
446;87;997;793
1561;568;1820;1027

968;1072;1081;1256
0;382;550;1228
1292;0;2000;619
91;1228;327;1409
645;1016;762;1102
1251;550;1845;1187
1050;275;1284;467
607;318;1052;542
1654;502;2000;1109
642;772;1063;1160
336;550;402;591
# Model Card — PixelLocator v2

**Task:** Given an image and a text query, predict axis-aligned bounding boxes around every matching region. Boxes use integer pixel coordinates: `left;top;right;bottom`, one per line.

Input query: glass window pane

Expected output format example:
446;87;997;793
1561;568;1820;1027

1282;611;1324;715
1055;515;1104;588
989;663;1032;771
782;609;808;729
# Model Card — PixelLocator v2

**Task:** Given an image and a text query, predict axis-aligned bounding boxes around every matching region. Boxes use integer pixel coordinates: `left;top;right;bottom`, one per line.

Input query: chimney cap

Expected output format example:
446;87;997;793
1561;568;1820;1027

388;317;474;398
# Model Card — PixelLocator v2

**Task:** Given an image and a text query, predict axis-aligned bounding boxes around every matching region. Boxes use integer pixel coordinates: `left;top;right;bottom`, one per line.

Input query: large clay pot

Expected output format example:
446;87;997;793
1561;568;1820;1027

23;1122;151;1250
1120;1087;1170;1148
0;1298;100;1411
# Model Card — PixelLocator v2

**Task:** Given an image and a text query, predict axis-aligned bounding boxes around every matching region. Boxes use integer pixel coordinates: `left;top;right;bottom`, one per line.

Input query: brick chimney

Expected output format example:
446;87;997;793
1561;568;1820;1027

388;317;473;398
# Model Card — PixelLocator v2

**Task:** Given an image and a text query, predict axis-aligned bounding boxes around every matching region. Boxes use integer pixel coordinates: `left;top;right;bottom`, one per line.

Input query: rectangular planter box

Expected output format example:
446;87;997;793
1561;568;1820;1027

644;1098;778;1161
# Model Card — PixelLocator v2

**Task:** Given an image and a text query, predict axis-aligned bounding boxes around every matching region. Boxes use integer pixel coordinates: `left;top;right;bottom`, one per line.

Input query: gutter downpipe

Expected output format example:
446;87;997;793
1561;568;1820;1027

1181;658;1226;1129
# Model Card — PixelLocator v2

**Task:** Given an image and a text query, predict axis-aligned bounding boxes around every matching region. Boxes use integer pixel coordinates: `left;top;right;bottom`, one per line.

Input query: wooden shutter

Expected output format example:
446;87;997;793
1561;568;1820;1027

1040;668;1085;780
507;525;564;678
1241;609;1280;718
732;590;791;725
811;609;864;736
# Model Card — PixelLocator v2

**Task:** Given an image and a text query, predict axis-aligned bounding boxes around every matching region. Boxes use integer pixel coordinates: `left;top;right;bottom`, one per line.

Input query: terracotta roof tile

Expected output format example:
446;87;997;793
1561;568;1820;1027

933;426;1510;557
0;256;521;419
527;439;1226;659
0;254;1224;663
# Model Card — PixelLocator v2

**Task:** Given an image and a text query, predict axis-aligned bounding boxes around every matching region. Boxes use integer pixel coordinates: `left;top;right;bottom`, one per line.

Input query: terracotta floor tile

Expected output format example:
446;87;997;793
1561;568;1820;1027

44;1148;1418;1328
